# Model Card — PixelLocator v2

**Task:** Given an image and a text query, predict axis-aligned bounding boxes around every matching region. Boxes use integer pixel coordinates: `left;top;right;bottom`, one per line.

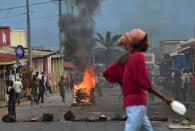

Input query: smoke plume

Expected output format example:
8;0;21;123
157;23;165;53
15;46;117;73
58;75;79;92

60;0;102;71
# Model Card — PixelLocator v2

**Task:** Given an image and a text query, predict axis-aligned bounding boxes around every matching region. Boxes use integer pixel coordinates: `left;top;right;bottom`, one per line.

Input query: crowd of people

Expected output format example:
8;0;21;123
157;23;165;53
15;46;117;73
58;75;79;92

5;71;53;120
151;68;195;102
30;71;53;105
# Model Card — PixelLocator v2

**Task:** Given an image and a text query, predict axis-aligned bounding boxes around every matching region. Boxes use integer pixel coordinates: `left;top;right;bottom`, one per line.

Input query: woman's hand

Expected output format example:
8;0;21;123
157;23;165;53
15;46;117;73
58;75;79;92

148;87;172;105
162;96;172;105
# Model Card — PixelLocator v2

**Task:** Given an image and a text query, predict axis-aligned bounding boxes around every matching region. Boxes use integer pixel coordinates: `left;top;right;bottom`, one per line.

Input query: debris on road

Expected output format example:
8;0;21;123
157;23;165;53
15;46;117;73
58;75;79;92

181;119;191;125
111;115;127;121
169;124;195;129
41;113;54;122
2;114;16;122
150;116;168;122
64;110;75;121
24;113;54;122
85;117;98;122
68;114;126;122
24;116;41;122
172;119;180;123
99;115;107;121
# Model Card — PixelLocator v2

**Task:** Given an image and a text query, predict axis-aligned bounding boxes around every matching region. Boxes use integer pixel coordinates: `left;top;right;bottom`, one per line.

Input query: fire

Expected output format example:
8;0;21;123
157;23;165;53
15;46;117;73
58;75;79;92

73;65;96;104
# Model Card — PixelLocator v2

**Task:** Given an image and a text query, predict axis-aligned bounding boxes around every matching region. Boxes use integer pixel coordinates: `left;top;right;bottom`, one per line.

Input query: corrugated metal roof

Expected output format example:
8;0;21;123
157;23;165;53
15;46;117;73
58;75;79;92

181;41;195;48
0;54;27;65
0;47;59;59
64;61;76;69
177;46;191;53
51;53;63;58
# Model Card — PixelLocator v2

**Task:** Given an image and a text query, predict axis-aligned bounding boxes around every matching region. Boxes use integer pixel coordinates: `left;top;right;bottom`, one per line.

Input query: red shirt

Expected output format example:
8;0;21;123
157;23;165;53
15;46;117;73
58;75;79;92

103;52;152;108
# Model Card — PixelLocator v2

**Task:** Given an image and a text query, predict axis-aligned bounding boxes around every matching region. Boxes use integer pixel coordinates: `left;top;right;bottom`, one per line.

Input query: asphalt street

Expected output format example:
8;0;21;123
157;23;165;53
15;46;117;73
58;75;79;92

0;87;194;131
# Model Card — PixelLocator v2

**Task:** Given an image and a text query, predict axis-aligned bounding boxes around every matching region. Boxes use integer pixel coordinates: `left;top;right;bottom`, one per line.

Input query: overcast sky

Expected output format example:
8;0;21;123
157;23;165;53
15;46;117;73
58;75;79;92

1;0;195;50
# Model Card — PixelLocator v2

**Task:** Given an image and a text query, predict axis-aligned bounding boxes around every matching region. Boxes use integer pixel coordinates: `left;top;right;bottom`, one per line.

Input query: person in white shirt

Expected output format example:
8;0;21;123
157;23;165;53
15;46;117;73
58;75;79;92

13;78;23;105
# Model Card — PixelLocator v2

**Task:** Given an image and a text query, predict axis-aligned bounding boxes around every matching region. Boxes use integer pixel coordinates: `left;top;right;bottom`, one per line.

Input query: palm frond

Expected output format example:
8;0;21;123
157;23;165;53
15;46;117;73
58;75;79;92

105;31;112;47
96;32;104;41
95;38;105;45
110;34;122;46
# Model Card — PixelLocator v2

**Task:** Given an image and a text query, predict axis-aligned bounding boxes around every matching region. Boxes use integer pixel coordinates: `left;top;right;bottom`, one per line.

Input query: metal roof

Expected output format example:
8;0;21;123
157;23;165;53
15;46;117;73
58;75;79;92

0;47;58;59
64;61;76;69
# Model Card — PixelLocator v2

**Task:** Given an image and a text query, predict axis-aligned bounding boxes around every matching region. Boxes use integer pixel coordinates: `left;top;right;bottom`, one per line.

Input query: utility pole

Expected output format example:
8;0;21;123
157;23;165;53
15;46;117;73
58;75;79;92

58;0;64;77
26;0;32;68
59;0;63;55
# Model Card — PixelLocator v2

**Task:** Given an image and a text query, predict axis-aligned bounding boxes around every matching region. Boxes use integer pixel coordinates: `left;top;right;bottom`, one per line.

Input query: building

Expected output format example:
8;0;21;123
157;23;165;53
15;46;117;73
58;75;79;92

0;26;11;48
160;40;186;60
64;61;76;72
177;39;195;72
0;26;64;104
10;30;27;48
0;25;26;102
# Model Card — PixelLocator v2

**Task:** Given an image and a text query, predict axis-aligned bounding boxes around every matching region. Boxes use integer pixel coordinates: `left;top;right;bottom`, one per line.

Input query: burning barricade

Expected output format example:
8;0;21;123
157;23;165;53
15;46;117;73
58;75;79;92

72;65;96;106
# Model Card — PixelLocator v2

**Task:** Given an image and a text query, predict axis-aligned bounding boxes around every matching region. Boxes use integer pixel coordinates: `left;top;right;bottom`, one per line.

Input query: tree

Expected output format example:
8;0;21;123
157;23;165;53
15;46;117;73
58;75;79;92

93;31;123;65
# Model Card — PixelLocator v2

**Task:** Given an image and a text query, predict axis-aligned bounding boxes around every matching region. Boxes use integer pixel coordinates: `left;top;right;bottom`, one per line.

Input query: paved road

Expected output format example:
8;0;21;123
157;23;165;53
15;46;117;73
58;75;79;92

0;87;194;131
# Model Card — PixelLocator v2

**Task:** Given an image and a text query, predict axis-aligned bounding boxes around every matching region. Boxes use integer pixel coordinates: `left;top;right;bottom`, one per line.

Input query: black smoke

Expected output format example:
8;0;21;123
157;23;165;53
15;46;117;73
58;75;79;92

60;0;103;71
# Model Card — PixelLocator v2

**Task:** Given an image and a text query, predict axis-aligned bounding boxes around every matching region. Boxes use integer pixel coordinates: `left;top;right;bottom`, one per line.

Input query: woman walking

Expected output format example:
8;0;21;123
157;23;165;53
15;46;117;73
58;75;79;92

103;28;172;131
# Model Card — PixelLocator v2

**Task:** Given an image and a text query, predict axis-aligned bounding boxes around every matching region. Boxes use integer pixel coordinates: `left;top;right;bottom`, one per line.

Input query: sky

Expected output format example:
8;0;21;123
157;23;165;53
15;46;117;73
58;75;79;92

1;0;195;50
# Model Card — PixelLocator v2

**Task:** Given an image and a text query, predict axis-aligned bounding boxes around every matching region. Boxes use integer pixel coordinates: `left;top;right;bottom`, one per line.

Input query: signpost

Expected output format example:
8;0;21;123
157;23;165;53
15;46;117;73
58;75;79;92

15;45;25;58
15;45;25;80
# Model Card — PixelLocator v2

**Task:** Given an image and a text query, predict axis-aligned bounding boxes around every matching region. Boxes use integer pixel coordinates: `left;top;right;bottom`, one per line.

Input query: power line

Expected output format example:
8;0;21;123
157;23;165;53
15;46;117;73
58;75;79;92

0;10;33;20
0;12;27;19
31;15;58;21
0;15;58;24
5;0;15;18
0;0;55;12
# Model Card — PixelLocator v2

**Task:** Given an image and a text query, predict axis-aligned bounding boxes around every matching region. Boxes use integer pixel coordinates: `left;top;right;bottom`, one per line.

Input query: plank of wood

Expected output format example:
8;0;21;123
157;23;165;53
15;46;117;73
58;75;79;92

169;124;195;129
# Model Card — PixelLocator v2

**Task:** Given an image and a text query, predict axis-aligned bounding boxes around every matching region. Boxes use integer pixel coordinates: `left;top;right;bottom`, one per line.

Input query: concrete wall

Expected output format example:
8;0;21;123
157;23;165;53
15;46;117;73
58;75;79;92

32;59;43;74
10;30;27;48
51;58;64;91
32;57;64;90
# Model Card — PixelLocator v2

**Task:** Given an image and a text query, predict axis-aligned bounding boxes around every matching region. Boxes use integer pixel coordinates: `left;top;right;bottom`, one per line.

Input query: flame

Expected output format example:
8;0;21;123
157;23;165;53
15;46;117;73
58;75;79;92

73;65;96;104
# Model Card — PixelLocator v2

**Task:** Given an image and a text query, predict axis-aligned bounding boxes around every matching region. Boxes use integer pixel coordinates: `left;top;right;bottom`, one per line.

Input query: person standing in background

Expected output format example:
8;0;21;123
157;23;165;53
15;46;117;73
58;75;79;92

37;75;45;104
7;80;16;119
41;72;48;97
13;78;23;106
31;75;38;105
58;76;66;102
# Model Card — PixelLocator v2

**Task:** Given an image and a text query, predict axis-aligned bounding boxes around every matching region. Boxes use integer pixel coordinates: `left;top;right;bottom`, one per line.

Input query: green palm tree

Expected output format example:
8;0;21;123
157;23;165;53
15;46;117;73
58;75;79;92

93;31;123;65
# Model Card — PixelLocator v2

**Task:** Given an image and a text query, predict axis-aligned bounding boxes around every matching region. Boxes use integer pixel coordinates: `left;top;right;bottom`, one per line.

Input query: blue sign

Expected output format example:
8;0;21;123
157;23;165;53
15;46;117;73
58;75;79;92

15;45;25;58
